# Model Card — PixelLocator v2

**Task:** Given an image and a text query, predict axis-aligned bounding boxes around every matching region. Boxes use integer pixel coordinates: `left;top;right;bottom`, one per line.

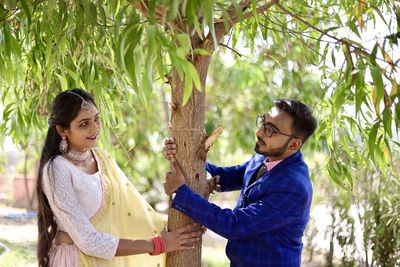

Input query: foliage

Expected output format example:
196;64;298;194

0;0;399;191
0;150;6;173
0;239;36;267
310;147;400;266
205;49;324;162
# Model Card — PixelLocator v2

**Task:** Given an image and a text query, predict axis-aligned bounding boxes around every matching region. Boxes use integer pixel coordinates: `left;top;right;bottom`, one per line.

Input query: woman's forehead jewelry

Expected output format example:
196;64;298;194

67;91;92;113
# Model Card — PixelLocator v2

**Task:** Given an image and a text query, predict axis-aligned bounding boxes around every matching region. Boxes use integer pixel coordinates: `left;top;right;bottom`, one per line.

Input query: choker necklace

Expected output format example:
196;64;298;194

65;149;93;166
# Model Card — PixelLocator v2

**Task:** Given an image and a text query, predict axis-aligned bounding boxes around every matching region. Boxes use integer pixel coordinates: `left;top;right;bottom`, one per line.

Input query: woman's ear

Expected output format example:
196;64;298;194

55;125;66;138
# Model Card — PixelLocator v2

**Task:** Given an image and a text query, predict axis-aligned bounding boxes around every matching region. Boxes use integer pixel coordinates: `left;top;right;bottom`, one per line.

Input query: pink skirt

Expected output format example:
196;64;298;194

49;243;78;267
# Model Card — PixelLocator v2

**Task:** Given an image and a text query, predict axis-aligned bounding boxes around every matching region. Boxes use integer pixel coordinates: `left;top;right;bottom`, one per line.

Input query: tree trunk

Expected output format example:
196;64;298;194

23;145;33;210
166;54;212;267
326;209;336;267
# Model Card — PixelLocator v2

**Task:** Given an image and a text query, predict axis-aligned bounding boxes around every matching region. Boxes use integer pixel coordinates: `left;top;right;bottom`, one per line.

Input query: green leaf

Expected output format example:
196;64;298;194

334;13;343;27
370;43;378;62
314;119;327;142
346;19;361;38
331;50;336;67
0;55;4;76
146;25;156;58
327;158;348;190
119;24;143;89
203;0;217;49
17;108;26;128
341;164;353;190
0;4;5;19
99;3;107;26
171;55;184;81
383;139;392;163
3;23;11;57
124;46;138;89
63;66;79;81
3;103;15;121
355;70;365;115
45;33;54;67
181;0;188;16
141;64;153;102
183;72;193;106
370;66;384;106
390;79;398;96
382;109;392;138
9;33;21;58
232;0;243;22
193;48;211;56
113;0;121;16
20;0;32;26
88;2;97;26
176;34;191;54
368;121;380;158
167;0;179;21
57;74;68;91
186;62;201;91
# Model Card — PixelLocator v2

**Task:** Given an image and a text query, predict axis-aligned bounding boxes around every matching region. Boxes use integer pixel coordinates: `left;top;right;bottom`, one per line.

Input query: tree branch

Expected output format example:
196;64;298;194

218;0;279;26
129;0;168;25
276;2;400;69
218;43;243;57
226;0;252;20
232;0;279;25
207;0;279;50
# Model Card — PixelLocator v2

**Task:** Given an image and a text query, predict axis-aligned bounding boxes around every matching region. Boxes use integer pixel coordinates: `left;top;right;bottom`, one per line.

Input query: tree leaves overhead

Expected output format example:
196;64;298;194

0;0;399;189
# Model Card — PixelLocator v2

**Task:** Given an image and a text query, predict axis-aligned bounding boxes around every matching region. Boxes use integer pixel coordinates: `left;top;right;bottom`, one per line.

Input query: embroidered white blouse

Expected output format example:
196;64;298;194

42;156;119;260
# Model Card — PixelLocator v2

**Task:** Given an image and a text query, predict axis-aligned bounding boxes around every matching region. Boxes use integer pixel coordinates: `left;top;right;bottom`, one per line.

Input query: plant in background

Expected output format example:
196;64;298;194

1;1;399;266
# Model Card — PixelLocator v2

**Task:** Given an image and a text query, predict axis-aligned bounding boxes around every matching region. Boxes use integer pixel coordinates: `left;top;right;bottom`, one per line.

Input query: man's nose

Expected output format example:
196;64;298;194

256;127;264;138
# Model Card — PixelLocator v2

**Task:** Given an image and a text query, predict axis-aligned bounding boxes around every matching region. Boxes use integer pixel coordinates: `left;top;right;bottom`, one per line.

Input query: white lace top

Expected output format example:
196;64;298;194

42;156;119;260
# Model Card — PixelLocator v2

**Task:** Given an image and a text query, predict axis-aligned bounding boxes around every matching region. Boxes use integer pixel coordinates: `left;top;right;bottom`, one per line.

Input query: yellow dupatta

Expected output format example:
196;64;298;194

78;148;166;266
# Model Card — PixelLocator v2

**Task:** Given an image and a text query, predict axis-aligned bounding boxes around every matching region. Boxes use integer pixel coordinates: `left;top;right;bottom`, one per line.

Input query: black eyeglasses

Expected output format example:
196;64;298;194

256;115;297;139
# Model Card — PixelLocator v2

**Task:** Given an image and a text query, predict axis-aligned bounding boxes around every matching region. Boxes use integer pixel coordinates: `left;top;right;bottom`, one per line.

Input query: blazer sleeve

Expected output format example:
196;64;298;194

205;159;249;192
171;183;309;239
42;160;119;260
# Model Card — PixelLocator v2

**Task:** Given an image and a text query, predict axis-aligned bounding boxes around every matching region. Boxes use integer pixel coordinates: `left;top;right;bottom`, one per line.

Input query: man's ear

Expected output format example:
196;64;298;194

289;138;302;151
55;125;66;138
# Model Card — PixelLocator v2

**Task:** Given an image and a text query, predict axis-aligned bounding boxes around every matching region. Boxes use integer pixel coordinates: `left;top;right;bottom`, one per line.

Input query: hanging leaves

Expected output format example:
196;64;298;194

0;0;398;191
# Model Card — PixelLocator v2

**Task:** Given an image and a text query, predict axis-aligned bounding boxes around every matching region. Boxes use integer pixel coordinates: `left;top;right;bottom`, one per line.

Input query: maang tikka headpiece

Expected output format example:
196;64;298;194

67;91;92;113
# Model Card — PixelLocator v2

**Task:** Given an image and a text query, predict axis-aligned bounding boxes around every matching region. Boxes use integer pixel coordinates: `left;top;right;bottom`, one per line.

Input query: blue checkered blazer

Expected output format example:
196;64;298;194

171;151;313;267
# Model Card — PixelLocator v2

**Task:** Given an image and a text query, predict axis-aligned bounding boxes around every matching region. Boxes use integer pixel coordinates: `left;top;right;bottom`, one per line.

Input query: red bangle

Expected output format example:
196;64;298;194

159;236;166;254
150;236;164;256
150;237;159;256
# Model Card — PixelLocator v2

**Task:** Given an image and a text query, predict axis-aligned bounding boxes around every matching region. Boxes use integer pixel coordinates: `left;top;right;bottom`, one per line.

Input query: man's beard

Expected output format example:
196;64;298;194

254;137;292;157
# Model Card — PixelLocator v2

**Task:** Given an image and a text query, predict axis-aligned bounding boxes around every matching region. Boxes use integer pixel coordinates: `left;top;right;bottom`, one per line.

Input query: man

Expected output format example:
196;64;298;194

164;99;317;267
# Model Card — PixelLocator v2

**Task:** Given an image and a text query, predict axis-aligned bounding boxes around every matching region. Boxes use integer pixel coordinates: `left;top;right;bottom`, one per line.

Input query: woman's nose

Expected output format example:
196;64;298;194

90;121;99;133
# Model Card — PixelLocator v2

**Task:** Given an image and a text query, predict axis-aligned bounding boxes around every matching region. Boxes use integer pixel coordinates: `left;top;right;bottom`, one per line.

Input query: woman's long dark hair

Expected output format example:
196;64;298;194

36;89;95;267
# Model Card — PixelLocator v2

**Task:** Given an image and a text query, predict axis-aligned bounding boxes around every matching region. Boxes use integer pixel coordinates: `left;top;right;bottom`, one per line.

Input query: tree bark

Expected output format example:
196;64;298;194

23;145;33;210
167;53;213;266
165;3;278;266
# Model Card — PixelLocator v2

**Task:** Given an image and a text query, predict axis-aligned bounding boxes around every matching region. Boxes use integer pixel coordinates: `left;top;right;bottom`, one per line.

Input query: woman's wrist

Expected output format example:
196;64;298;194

147;238;155;254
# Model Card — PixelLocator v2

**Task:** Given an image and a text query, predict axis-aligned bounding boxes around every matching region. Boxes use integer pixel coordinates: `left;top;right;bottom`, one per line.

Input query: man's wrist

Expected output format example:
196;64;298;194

171;192;177;200
211;175;221;193
171;183;186;200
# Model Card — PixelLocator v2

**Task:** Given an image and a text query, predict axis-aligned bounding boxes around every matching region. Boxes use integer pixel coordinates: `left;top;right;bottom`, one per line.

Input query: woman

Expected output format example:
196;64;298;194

36;89;200;267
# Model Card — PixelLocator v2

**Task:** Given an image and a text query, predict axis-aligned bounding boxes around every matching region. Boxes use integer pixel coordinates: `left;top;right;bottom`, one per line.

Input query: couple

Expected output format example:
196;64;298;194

37;88;316;267
164;98;317;267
